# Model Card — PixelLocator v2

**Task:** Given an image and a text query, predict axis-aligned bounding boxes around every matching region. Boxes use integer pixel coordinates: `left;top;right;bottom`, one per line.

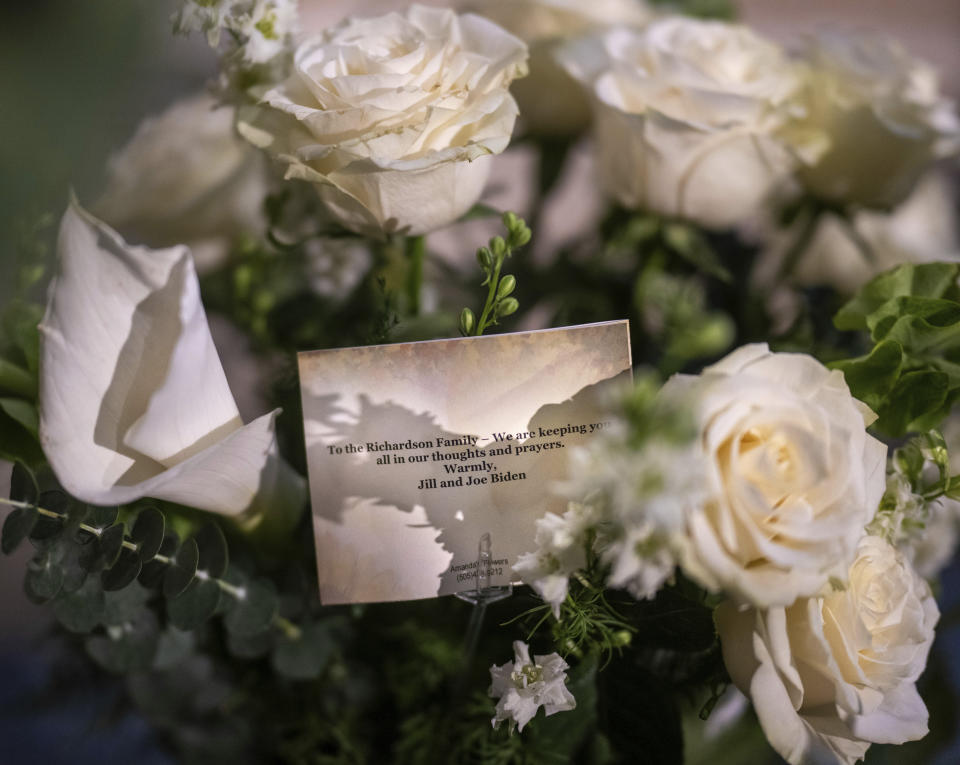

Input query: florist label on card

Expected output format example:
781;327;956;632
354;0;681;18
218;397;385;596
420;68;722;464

297;321;632;605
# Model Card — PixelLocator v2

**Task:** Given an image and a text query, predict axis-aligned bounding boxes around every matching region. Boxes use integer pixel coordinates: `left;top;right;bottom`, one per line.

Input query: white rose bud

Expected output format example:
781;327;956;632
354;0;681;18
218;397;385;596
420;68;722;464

239;4;528;237
664;344;887;607
793;31;960;210
717;536;940;765
95;92;270;273
465;0;653;135
557;17;802;229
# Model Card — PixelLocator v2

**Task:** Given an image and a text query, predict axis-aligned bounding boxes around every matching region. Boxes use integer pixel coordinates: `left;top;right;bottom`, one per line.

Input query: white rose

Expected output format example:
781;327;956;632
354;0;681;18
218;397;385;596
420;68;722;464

466;0;653;134
755;170;960;295
717;536;939;765
94;92;270;273
557;17;802;229
239;4;528;236
793;31;960;210
664;344;887;606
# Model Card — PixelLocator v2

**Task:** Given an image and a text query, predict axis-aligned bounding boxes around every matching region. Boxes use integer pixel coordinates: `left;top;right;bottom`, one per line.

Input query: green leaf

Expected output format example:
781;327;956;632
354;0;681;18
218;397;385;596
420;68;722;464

79;524;125;572
167;578;221;631
271;622;334;680
153;626;195;671
102;581;150;625
6;304;42;376
224;576;278;637
527;654;598;762
9;462;38;505
139;533;178;589
163;537;198;598
875;371;950;437
0;398;38;438
227;628;274;659
835;262;960;331
86;505;119;530
59;538;89;593
663;224;732;284
24;543;66;603
2;506;38;553
53;575;105;633
131;506;165;561
459;203;501;221
829;339;904;411
195;522;229;578
101;547;142;591
85;609;159;674
0;357;35;399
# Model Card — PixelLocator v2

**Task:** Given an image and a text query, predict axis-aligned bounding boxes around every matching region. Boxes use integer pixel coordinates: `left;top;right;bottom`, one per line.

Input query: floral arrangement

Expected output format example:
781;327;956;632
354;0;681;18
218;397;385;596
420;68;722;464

3;1;960;763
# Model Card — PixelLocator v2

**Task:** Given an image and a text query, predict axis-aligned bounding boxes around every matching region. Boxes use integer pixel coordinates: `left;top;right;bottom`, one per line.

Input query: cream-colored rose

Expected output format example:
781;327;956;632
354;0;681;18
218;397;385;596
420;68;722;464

793;31;960;210
663;344;887;606
557;17;802;229
465;0;653;134
239;4;528;236
756;170;960;295
95;92;270;273
717;536;939;765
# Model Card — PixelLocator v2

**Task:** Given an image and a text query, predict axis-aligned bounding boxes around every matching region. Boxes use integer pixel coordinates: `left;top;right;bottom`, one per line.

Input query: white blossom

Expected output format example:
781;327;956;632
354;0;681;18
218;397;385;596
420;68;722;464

489;641;576;732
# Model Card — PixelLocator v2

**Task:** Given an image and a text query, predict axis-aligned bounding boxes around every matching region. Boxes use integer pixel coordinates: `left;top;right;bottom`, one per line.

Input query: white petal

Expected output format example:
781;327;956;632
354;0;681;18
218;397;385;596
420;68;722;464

39;201;303;517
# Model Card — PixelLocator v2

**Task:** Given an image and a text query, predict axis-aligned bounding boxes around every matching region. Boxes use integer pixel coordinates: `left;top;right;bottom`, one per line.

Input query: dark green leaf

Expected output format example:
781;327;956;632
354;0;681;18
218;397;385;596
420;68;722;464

829;339;904;411
60;538;88;593
163;537;198;598
7;304;42;376
79;524;125;572
101;547;142;591
271;622;334;680
167;578;221;631
663;224;731;283
25;544;65;602
86;505;119;529
875;371;950;437
29;510;63;542
195;522;229;578
528;654;598;762
9;462;38;505
227;628;273;659
139;533;178;588
53;575;105;633
224;577;278;637
0;397;38;438
0;357;35;399
103;581;150;625
459;203;501;221
131;506;165;561
153;626;195;671
85;609;159;674
2;506;37;553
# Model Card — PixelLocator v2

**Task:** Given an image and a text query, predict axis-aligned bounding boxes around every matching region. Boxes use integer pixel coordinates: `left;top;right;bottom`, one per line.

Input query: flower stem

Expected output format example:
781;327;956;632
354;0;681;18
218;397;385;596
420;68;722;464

776;204;822;284
475;256;504;336
405;235;426;316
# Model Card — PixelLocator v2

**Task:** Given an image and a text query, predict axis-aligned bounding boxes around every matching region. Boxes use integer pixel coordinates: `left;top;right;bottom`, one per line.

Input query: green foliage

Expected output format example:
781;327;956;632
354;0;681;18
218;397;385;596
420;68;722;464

832;263;960;435
461;212;530;337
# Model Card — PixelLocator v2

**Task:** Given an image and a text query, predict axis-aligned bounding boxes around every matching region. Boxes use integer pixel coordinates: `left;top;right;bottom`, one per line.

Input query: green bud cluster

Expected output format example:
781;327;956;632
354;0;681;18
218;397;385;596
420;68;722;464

460;212;530;337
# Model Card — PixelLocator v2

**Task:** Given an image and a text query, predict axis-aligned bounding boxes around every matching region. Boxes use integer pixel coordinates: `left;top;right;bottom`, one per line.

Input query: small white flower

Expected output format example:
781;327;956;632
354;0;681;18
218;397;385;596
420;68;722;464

489;641;576;732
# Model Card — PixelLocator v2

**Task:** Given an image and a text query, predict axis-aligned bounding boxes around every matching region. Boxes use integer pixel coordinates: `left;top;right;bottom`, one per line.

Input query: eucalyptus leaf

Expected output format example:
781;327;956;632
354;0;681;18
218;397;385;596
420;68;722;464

131;506;165;561
224;577;278;637
103;581;151;625
227;627;274;659
2;506;38;554
153;626;196;671
25;544;66;602
79;524;125;572
101;547;142;591
271;622;334;680
139;533;178;589
167;577;221;631
86;609;159;674
195;522;229;578
53;575;105;633
86;505;119;530
163;537;198;598
9;462;38;505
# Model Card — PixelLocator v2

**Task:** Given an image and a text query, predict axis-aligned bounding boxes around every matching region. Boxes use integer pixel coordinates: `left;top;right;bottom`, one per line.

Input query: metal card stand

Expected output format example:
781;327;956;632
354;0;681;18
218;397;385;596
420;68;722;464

454;533;512;694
